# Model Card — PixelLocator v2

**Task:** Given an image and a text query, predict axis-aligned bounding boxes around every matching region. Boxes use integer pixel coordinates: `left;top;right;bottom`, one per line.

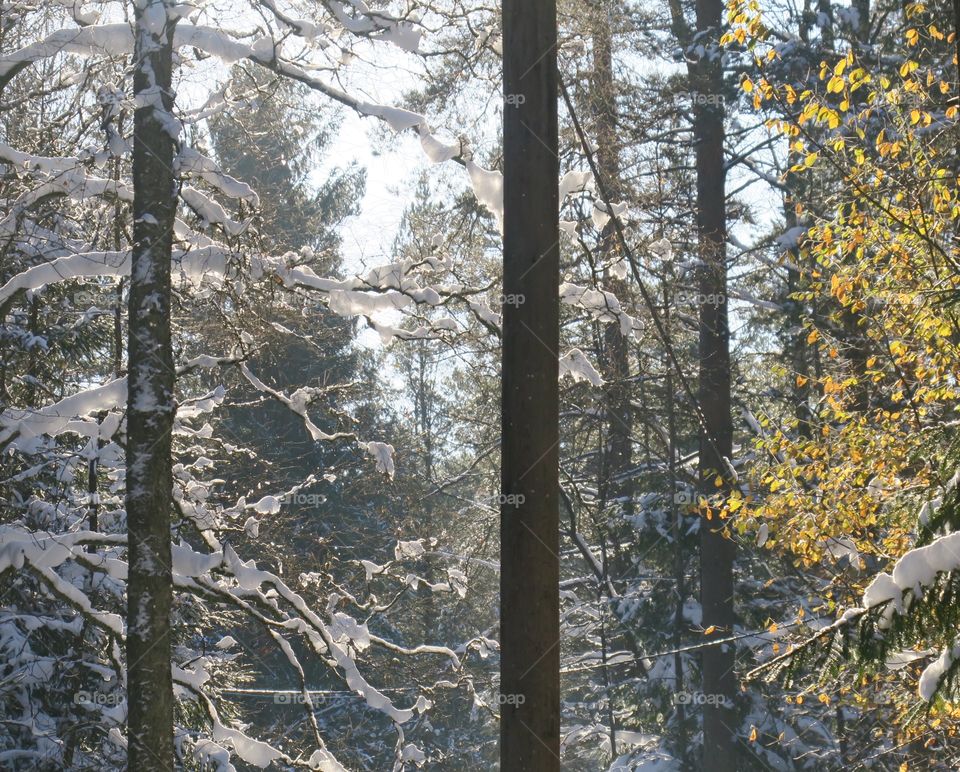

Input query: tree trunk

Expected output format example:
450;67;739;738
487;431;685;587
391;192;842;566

126;1;177;767
664;286;690;765
693;0;737;766
591;2;633;516
500;0;561;768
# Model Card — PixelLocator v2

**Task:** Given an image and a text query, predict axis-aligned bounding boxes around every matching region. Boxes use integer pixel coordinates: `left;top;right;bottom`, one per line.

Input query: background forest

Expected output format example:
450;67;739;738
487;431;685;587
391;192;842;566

0;0;959;770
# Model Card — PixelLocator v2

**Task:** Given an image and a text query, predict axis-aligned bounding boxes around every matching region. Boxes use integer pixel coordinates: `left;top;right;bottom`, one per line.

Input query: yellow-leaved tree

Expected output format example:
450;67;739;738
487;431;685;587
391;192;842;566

729;0;960;756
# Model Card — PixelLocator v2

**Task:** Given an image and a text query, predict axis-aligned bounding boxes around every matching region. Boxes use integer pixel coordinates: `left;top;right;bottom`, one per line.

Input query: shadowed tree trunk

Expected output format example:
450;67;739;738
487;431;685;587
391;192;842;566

500;0;561;768
590;1;633;517
693;0;737;766
589;7;633;755
126;0;177;767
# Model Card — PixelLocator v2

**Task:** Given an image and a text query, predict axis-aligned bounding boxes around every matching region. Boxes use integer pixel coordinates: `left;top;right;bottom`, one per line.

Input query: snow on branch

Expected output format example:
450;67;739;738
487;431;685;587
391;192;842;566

322;0;422;51
257;0;423;52
180;186;250;236
0;250;129;306
365;441;395;479
862;531;960;627
0;142;83;174
559;281;637;337
0;354;235;452
0;246;469;367
176;147;260;206
0;523;444;751
0;528;127;634
238;363;351;443
751;525;960;702
559;349;604;387
0;172;131;235
0;377;126;451
0;15;596;246
858;529;960;701
0;24;132;79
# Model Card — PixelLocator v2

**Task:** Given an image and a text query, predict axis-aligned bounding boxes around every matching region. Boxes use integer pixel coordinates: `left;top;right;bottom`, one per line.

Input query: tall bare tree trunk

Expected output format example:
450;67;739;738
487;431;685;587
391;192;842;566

126;1;177;767
500;0;560;768
693;0;736;766
591;1;633;515
588;10;633;756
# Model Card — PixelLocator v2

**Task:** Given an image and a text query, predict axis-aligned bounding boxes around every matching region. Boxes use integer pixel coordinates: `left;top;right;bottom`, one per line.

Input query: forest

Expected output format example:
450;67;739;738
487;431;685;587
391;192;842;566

0;0;959;769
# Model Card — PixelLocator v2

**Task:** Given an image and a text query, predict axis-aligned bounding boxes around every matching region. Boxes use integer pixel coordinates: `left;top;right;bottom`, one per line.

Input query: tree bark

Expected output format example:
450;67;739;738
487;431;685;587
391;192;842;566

500;0;561;769
693;0;737;766
664;285;691;766
588;10;634;755
591;2;633;515
126;1;177;768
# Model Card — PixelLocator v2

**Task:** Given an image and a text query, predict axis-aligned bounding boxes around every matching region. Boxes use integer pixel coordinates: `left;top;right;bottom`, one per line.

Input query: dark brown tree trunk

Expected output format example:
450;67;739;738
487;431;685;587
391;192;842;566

500;0;561;768
693;0;736;767
591;2;633;515
589;10;636;746
125;1;177;768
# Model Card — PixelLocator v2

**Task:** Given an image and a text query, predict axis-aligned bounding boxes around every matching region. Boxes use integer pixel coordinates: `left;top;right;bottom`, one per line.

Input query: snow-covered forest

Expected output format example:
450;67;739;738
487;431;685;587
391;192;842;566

1;0;959;769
